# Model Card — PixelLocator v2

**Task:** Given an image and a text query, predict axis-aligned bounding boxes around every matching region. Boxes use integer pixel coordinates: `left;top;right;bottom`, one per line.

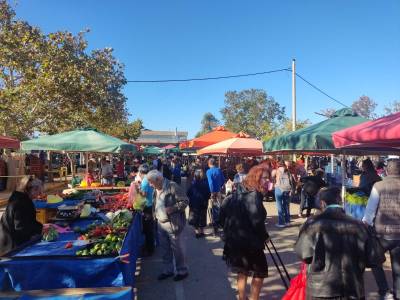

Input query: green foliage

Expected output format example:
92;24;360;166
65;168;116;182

220;89;286;139
196;112;219;137
0;1;136;139
262;118;310;141
113;119;143;141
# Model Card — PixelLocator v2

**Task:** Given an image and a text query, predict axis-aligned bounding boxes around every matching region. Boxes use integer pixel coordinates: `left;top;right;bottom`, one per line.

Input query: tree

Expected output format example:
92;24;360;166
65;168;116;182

351;95;377;119
384;101;400;115
113;119;143;141
263;118;310;141
220;89;286;139
0;1;139;139
319;108;336;118
195;112;219;137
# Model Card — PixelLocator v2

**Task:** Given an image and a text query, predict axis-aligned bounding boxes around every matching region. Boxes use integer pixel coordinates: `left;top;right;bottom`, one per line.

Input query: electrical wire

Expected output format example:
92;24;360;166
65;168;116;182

126;68;291;83
295;72;348;108
125;66;348;108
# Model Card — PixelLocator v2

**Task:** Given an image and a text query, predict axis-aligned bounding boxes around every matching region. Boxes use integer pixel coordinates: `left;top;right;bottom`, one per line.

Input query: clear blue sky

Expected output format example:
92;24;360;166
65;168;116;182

13;0;400;138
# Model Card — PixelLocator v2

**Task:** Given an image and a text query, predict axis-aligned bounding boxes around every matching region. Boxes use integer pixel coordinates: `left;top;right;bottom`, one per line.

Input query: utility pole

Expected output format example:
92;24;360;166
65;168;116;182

292;59;296;131
292;59;297;161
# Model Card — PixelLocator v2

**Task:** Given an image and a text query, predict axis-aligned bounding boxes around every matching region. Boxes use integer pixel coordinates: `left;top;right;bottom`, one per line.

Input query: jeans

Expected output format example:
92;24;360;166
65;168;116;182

372;265;389;296
380;238;400;298
158;221;188;275
210;193;221;228
275;187;291;225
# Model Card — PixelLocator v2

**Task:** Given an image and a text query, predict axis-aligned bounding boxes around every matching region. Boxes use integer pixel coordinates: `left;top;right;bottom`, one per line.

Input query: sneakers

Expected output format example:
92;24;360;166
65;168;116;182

157;272;174;280
275;223;286;228
173;273;189;281
379;291;395;300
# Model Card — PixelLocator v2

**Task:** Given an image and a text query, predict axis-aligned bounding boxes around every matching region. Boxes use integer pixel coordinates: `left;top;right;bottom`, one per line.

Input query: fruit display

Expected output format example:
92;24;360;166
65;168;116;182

116;181;126;187
100;193;130;212
75;233;124;256
346;192;368;206
42;225;59;242
47;194;63;204
75;221;128;256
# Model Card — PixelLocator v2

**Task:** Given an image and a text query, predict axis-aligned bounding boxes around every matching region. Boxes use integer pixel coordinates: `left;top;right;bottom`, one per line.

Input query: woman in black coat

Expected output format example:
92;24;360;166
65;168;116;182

187;169;210;238
220;165;270;300
0;176;43;255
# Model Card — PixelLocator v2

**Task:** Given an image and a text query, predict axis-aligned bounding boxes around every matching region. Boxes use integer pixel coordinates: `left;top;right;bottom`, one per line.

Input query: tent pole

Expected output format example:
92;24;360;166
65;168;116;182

85;152;89;175
341;154;347;208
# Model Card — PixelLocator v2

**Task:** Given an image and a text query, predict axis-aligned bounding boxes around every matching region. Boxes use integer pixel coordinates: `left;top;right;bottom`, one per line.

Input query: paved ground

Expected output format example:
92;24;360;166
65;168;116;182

135;191;394;299
2;177;393;298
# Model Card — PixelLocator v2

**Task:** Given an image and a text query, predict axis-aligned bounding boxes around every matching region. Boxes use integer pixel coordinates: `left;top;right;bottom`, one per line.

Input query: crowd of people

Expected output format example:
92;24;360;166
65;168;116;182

0;150;399;299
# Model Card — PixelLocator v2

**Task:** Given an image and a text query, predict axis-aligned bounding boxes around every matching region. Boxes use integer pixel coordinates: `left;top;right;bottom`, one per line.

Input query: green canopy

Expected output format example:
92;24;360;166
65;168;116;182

21;128;137;153
142;146;163;155
263;108;368;154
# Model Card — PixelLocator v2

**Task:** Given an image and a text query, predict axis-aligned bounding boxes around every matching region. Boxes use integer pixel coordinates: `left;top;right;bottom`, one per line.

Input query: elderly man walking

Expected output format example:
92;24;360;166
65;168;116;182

363;159;400;300
147;170;189;281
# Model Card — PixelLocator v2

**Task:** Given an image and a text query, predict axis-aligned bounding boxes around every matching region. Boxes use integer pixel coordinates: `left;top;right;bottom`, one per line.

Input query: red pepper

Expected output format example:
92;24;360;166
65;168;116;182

65;242;73;249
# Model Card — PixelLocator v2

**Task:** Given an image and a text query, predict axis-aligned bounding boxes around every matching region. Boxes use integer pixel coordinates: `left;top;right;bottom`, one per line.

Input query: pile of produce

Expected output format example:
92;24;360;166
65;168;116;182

346;192;368;206
42;225;59;242
100;193;129;212
76;232;124;256
75;211;132;256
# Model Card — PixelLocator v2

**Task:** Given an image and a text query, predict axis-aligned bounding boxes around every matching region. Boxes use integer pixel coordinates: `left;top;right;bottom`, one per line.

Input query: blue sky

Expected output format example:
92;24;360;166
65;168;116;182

13;0;400;138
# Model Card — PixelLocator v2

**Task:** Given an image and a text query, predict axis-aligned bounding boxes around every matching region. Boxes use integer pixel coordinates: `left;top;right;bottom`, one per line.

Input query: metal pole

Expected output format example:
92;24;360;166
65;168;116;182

292;59;296;132
341;154;347;207
292;59;297;162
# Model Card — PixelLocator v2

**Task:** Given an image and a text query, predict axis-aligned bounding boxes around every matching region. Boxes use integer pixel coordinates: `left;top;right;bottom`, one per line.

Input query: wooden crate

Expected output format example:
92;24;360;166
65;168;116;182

36;208;57;224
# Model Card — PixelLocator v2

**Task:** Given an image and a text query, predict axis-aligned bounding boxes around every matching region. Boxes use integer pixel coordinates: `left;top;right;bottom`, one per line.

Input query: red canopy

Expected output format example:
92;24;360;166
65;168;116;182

0;136;20;149
332;112;400;150
180;126;236;149
162;144;176;150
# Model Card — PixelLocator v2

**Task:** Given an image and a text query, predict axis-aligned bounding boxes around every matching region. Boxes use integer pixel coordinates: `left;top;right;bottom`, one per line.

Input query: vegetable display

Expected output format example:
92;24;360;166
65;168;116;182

42;225;59;242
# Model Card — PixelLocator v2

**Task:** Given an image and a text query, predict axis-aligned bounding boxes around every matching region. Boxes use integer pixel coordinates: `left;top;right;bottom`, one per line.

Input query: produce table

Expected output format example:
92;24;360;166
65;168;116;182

75;187;129;191
0;287;132;300
0;194;144;297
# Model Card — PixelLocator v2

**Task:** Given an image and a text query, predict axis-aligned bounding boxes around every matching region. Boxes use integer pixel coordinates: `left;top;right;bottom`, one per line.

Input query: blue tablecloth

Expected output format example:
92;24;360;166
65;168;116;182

34;199;83;209
0;214;143;292
0;287;132;300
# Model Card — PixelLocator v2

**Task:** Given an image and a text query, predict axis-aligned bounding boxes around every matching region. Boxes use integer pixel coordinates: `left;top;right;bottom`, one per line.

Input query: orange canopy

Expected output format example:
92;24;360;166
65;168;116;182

181;126;236;149
197;134;263;156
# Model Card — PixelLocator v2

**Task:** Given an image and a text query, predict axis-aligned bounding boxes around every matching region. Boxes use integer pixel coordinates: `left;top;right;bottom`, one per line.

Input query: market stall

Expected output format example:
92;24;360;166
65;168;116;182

0;136;20;150
197;132;263;156
0;189;144;298
180;126;236;150
332;112;400;219
21;128;137;177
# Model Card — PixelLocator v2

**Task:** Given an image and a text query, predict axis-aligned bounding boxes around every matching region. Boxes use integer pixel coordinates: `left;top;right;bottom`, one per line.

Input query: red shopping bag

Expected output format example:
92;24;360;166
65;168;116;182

282;263;307;300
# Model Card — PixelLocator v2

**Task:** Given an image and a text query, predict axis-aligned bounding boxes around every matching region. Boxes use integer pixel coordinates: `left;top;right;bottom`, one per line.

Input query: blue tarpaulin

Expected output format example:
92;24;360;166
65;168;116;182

0;214;143;292
17;288;132;300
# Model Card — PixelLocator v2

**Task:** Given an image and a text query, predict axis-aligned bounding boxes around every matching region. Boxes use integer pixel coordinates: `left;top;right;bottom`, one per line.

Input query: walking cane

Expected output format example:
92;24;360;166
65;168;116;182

269;239;291;283
265;242;289;290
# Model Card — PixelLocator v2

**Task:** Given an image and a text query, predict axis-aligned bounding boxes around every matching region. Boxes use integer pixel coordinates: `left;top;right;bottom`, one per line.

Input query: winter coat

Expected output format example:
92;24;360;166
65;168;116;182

0;191;43;255
295;207;385;299
187;179;210;210
220;184;269;251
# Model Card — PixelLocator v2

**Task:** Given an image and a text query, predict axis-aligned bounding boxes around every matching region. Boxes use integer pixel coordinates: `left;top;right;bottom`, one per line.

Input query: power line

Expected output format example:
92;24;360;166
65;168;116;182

126;68;291;83
295;72;348;108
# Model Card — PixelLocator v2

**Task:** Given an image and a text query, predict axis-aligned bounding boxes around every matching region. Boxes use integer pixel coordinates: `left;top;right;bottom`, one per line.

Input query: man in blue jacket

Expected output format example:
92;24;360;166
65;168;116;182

206;158;225;235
